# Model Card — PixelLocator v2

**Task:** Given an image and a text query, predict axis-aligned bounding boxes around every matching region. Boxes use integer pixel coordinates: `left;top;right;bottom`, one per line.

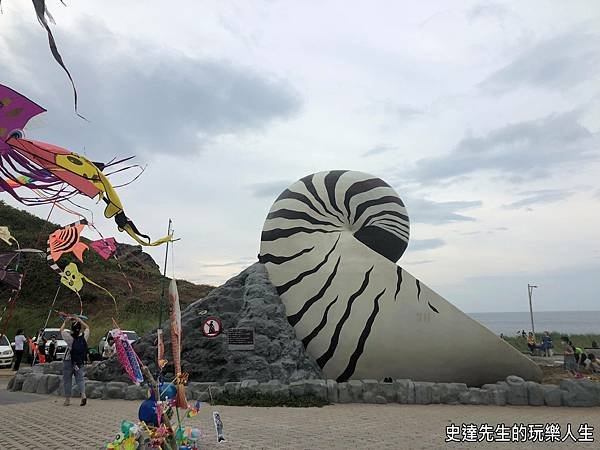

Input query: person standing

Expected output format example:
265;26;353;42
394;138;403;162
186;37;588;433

47;336;57;362
60;317;90;406
13;329;26;371
102;335;116;360
37;337;47;364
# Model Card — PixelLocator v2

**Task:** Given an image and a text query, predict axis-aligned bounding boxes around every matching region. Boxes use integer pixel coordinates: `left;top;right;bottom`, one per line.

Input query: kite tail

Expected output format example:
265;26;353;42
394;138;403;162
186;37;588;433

81;274;118;314
31;0;85;120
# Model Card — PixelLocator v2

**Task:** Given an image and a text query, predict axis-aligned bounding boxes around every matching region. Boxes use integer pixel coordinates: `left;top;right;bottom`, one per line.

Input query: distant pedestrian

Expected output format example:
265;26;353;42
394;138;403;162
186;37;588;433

47;337;57;362
12;329;26;371
561;336;580;377
37;337;47;364
527;332;538;354
500;333;504;340
540;331;553;357
521;330;526;338
102;335;116;360
60;317;90;406
592;340;598;349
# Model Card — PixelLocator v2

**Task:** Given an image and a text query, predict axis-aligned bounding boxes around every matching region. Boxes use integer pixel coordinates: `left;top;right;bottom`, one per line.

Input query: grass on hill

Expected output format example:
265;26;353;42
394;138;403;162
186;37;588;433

0;201;214;345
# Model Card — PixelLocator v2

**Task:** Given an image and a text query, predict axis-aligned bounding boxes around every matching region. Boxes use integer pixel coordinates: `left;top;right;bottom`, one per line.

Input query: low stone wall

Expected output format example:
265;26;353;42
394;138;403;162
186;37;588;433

7;364;600;407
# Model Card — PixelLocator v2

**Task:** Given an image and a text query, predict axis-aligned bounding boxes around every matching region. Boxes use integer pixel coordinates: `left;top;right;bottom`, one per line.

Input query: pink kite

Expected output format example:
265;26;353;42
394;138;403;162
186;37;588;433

90;237;117;260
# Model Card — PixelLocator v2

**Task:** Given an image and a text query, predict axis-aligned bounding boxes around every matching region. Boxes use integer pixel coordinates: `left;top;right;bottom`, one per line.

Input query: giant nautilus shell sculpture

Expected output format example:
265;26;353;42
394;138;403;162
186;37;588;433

259;170;541;385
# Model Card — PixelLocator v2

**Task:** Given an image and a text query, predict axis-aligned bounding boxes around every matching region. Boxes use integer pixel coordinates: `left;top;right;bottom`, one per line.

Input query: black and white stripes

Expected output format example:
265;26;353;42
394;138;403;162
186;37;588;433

259;170;542;385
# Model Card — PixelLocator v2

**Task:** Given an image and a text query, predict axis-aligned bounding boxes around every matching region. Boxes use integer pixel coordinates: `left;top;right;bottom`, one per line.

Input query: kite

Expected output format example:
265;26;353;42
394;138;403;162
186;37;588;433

169;278;188;408
89;237;117;260
0;226;18;246
111;328;144;385
0;1;82;117
48;220;88;262
59;262;116;312
0;249;45;290
0;83;172;247
0;252;22;290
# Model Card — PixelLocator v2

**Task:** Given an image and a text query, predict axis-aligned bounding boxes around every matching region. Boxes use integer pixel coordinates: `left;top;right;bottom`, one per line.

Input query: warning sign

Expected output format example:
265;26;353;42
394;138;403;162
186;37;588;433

202;317;222;338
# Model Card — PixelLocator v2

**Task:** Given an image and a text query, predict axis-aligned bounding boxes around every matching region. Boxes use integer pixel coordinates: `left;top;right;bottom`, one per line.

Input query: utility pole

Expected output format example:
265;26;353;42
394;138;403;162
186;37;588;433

528;284;538;335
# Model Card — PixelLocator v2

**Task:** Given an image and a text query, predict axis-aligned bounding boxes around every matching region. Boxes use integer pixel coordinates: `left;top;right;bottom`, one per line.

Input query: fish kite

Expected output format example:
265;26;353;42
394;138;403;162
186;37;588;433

111;328;144;384
0;84;172;247
0;226;18;246
48;220;88;262
89;237;117;260
169;278;188;408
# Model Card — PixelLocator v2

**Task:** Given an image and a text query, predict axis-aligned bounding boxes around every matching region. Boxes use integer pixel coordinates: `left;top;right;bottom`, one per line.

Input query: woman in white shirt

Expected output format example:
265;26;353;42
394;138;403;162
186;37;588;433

13;329;27;371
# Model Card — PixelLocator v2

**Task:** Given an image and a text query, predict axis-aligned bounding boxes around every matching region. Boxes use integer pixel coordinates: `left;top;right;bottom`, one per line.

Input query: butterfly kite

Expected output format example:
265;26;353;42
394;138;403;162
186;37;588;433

0;83;172;247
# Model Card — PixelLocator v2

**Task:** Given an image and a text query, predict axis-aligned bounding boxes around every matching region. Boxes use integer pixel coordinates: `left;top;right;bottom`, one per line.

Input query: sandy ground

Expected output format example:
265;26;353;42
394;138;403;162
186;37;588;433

0;375;598;450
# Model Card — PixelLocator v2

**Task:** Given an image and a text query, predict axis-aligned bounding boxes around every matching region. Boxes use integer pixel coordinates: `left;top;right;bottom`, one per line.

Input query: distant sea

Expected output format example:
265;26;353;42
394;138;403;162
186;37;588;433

467;311;600;335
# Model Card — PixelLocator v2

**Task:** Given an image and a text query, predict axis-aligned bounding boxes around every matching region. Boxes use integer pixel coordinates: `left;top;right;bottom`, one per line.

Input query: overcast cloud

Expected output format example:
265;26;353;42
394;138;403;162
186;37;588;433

1;0;599;312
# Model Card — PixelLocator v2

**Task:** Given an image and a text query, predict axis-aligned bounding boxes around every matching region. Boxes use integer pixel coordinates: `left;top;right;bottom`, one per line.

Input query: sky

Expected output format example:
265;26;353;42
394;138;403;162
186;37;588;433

0;0;599;312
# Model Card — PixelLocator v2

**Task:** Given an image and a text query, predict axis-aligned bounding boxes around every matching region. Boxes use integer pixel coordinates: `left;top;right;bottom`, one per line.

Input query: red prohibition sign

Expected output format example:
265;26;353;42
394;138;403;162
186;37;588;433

202;316;222;338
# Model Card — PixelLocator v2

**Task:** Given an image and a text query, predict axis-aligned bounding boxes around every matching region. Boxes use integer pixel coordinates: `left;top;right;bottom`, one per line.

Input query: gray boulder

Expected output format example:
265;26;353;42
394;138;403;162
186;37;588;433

396;379;415;404
482;384;507;406
560;379;598;407
459;388;490;405
7;376;15;391
46;375;61;395
85;380;106;399
526;381;544;406
414;382;434;404
43;361;63;375
337;382;352;403
125;384;148;400
35;375;49;394
378;380;397;403
88;264;323;384
505;376;528;406
362;379;380;403
542;385;563;407
104;381;128;399
22;374;43;393
326;380;338;403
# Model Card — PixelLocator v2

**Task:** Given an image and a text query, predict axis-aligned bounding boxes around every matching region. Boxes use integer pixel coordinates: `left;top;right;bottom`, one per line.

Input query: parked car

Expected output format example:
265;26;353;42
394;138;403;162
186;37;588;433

0;335;14;368
98;330;139;355
29;328;68;362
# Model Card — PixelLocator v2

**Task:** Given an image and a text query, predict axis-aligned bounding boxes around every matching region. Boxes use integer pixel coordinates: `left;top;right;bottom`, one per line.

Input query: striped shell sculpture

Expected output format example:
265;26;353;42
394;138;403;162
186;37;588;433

259;170;542;386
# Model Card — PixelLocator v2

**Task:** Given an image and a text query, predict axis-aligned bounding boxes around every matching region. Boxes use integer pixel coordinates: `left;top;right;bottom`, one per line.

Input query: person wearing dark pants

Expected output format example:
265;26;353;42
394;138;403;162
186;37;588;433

60;317;90;406
12;329;26;371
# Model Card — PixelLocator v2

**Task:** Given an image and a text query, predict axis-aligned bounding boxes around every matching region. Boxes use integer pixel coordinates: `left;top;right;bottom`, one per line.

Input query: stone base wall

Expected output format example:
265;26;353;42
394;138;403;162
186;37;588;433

7;365;600;407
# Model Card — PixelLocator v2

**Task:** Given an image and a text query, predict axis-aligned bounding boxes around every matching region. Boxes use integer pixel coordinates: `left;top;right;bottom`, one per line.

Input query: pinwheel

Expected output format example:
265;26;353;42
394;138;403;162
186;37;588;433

0;83;172;247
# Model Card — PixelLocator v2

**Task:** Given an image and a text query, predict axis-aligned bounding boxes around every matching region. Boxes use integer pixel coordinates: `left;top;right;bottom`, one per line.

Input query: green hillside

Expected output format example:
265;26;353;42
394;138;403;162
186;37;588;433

0;201;214;344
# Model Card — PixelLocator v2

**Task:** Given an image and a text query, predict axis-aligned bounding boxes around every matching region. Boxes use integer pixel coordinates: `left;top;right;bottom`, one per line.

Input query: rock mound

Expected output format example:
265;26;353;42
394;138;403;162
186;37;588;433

88;263;323;383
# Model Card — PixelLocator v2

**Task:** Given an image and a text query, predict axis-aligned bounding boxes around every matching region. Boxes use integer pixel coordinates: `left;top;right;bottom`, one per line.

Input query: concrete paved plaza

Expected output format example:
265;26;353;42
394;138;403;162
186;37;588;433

0;377;598;449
